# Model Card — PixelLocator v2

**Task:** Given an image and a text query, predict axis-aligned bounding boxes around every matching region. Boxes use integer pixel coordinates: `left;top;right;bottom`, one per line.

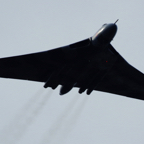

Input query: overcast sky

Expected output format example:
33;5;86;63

0;0;144;144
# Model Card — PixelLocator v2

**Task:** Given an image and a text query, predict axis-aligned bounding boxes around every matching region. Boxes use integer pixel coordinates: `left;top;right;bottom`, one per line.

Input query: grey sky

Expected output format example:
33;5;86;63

0;0;144;144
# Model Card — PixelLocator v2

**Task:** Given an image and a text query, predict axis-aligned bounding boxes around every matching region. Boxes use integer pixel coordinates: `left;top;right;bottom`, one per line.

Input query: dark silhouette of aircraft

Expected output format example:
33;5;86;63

0;20;144;100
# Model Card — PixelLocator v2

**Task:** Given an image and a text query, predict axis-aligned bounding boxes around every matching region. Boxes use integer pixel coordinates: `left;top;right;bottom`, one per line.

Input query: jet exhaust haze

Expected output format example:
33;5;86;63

41;94;89;144
52;95;89;144
0;88;53;144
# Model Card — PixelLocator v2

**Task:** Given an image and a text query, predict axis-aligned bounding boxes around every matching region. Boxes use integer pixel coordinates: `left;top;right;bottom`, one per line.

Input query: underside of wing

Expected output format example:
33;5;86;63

0;48;65;82
0;38;91;84
95;45;144;100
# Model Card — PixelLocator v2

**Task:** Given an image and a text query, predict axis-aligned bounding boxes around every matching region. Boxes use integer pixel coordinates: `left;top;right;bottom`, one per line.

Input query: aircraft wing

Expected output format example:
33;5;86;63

0;38;91;83
0;39;144;100
0;47;66;82
95;44;144;100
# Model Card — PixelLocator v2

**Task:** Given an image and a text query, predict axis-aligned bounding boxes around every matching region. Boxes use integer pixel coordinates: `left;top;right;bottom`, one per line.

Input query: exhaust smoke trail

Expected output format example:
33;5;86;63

0;88;53;144
55;94;89;144
41;93;80;144
41;94;89;144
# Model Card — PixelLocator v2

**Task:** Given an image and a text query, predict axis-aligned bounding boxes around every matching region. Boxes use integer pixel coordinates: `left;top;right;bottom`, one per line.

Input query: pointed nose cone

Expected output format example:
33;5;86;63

103;24;117;41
